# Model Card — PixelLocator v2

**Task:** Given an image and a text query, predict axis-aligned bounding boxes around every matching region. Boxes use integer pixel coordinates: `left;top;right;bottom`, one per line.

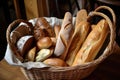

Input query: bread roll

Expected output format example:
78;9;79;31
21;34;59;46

54;12;74;60
35;17;55;37
35;49;53;62
66;21;90;66
37;37;52;49
72;19;109;66
43;58;68;67
34;28;46;40
26;47;36;61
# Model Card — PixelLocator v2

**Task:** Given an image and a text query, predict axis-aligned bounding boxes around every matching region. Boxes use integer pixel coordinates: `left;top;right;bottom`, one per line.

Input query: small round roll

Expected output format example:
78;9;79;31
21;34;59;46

43;58;68;67
37;37;52;49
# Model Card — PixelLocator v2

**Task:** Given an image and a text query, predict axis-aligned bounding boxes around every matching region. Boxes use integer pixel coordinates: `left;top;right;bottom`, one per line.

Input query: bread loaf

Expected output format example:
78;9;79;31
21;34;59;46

54;12;74;60
75;9;88;26
17;35;34;57
66;9;90;66
66;21;90;65
43;58;68;67
72;19;109;66
34;17;55;41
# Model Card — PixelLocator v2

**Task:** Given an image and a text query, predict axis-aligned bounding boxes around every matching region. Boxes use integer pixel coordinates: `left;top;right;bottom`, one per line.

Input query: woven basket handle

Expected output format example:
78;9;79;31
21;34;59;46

6;19;31;62
94;6;116;27
94;6;118;53
87;11;116;56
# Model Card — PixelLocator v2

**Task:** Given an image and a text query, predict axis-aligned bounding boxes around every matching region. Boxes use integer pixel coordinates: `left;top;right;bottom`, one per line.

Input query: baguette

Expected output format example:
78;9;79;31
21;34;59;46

75;9;88;26
72;19;109;66
54;25;61;39
66;9;90;66
54;12;74;60
66;21;90;65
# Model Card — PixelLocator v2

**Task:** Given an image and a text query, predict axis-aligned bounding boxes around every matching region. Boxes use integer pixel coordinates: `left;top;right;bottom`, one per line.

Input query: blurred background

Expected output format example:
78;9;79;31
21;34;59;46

1;0;120;60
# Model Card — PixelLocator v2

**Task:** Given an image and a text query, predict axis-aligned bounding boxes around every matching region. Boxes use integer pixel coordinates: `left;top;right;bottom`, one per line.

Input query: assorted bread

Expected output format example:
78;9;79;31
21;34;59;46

15;9;110;67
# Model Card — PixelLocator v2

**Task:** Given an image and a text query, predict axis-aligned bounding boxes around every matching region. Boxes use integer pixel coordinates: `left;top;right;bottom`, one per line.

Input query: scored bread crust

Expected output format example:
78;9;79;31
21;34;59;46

66;21;90;66
54;12;74;60
72;19;109;66
66;9;89;66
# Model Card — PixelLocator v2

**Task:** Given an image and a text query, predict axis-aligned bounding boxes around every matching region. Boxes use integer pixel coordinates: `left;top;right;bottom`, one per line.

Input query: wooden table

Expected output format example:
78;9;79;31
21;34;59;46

0;59;27;80
0;43;120;80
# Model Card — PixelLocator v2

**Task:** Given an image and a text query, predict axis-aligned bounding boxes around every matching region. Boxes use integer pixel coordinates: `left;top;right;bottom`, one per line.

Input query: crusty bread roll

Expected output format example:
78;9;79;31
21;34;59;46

26;47;36;61
66;21;90;66
35;17;55;37
43;58;68;67
72;19;109;66
35;49;53;62
54;12;74;60
37;37;52;49
34;28;46;40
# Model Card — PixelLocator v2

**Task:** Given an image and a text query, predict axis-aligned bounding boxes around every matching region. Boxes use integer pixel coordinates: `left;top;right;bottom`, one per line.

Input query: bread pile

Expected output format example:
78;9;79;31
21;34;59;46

16;9;109;67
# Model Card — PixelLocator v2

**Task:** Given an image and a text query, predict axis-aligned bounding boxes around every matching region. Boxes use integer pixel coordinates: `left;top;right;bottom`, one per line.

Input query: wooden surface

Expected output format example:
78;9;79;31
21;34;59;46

0;43;120;80
0;59;27;80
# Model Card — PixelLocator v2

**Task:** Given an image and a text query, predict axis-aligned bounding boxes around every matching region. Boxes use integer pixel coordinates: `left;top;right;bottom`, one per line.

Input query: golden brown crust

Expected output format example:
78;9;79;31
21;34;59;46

72;19;109;66
26;47;36;61
37;37;52;49
43;58;68;67
66;21;90;66
54;25;61;39
65;10;89;66
75;9;88;26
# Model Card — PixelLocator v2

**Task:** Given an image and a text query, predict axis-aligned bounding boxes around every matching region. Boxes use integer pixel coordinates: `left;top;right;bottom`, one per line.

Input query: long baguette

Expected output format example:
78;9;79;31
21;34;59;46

72;19;109;66
66;21;90;66
66;9;89;66
75;9;88;26
54;12;74;60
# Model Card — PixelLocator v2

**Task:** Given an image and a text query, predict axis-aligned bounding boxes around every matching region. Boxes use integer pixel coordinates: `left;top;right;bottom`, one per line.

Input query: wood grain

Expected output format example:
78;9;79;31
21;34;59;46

0;59;27;80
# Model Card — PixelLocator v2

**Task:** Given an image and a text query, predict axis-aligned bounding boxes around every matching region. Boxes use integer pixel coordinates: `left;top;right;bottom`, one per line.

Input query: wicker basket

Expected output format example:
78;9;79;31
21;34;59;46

6;6;116;80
